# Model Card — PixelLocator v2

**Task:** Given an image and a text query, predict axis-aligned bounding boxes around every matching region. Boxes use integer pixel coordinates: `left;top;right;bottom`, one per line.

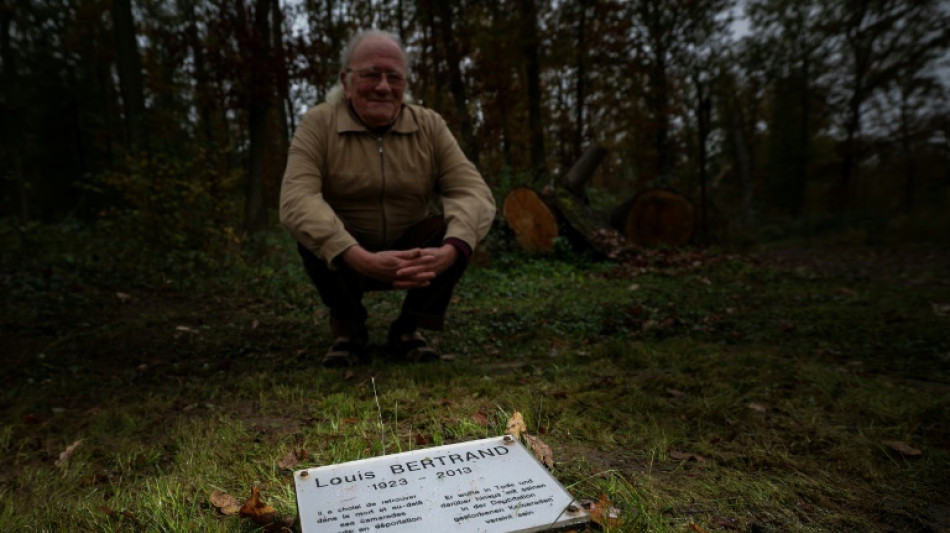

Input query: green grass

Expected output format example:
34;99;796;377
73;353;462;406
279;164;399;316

1;225;949;532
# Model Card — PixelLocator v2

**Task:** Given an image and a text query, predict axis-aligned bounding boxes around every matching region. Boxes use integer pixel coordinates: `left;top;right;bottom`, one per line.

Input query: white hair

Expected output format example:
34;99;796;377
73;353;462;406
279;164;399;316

340;29;409;73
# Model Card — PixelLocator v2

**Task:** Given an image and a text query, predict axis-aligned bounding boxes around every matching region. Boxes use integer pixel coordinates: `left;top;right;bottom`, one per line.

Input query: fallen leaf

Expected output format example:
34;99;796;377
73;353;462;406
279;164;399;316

579;494;621;528
525;434;554;468
239;486;276;526
796;496;813;513
669;450;706;462
277;449;304;470
505;411;527;441
712;516;740;530
211;490;242;515
666;388;686;398
55;439;82;467
116;292;132;303
932;303;950;317
472;407;491;427
251;320;259;330
883;440;922;456
98;505;116;516
747;402;767;413
689;523;711;533
415;433;433;446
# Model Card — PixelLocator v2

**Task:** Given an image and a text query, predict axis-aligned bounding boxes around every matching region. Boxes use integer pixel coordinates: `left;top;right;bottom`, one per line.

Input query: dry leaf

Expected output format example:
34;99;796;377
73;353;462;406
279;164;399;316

669;450;706;462
525;434;554;468
689;523;711;533
211;490;242;516
472;407;491;427
747;402;767;413
239;486;276;525
666;388;686;398
98;505;116;516
712;516;740;530
579;494;621;528
115;292;132;303
883;440;922;456
415;433;433;446
932;303;950;317
277;449;304;470
55;439;82;467
505;411;527;441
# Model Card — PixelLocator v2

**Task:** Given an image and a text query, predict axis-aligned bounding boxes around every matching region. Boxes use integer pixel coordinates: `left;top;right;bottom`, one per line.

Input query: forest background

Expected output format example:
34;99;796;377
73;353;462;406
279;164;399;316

2;0;949;250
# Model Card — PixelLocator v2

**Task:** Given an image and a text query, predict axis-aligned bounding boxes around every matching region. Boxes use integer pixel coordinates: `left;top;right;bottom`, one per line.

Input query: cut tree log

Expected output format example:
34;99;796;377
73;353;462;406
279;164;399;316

502;144;613;254
550;187;621;257
563;144;608;199
610;189;695;247
502;186;559;252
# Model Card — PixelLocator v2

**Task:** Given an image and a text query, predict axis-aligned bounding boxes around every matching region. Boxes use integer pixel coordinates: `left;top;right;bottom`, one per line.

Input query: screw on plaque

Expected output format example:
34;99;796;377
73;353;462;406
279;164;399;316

503;435;515;444
300;471;309;477
566;504;580;513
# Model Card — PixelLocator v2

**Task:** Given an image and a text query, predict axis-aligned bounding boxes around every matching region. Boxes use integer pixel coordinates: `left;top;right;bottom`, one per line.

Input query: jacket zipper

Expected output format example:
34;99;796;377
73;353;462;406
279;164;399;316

377;135;387;247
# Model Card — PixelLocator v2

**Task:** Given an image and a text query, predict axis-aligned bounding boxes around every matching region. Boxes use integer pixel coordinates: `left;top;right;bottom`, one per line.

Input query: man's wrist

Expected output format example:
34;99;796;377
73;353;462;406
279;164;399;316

442;238;472;263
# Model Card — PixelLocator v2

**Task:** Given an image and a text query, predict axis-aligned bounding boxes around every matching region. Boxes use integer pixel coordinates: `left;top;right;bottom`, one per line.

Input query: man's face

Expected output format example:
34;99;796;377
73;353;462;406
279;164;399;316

342;36;407;129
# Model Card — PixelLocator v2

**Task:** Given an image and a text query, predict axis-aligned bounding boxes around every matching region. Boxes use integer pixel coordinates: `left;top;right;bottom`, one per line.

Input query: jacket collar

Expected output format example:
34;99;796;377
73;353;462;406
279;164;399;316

335;100;419;135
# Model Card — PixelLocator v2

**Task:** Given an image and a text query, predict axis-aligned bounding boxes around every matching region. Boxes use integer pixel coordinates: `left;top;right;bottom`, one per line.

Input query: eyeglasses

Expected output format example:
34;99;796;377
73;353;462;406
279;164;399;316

348;67;406;87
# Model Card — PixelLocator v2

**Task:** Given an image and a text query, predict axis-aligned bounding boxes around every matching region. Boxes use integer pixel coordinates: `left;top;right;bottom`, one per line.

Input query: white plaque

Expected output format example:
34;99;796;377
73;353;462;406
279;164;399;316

294;435;589;533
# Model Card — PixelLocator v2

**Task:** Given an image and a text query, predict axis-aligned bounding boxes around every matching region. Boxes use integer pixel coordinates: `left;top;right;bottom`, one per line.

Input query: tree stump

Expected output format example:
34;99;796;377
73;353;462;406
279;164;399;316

611;189;695;247
502;186;559;252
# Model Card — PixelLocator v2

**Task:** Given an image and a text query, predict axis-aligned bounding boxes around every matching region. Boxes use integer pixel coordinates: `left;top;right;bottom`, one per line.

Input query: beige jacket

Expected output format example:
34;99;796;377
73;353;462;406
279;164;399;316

280;101;496;266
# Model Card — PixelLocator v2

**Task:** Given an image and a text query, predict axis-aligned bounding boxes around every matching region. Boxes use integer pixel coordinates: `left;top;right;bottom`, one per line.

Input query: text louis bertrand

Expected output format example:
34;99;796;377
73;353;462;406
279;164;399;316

312;445;510;488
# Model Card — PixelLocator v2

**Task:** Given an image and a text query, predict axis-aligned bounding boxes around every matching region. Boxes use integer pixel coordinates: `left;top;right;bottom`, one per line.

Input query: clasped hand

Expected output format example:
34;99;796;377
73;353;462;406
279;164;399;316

341;244;458;289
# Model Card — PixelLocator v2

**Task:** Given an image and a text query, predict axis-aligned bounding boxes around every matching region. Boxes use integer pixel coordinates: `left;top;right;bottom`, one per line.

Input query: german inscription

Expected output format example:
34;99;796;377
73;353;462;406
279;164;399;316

294;436;589;533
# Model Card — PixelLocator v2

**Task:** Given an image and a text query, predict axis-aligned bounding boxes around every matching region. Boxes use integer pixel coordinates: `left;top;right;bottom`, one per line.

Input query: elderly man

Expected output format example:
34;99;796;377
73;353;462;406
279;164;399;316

280;30;496;367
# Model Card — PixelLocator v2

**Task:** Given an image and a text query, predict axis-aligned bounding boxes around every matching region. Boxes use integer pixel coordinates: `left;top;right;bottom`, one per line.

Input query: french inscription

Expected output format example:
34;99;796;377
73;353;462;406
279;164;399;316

295;436;589;533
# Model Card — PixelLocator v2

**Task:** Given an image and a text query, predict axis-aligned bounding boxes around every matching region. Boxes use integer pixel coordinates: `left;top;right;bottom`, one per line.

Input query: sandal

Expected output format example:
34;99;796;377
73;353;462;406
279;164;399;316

386;331;440;362
321;336;367;368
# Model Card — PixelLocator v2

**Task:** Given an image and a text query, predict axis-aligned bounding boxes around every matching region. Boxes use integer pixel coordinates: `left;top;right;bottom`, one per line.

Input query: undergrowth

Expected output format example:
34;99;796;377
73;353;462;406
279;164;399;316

1;217;949;532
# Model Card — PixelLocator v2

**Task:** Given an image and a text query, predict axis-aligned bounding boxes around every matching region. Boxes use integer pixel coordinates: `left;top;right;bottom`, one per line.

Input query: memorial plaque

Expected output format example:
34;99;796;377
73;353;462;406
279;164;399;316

294;435;589;533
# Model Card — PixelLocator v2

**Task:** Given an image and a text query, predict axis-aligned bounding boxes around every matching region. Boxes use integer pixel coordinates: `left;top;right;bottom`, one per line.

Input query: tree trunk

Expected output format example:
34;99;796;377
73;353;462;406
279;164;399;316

563;144;607;200
729;106;754;228
572;0;587;163
244;0;273;235
437;0;478;163
111;0;147;154
0;4;27;222
519;0;546;181
694;75;711;245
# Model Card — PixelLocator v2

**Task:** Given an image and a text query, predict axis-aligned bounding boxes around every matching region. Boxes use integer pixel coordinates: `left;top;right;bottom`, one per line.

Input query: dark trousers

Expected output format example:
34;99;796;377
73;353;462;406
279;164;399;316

296;216;467;338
